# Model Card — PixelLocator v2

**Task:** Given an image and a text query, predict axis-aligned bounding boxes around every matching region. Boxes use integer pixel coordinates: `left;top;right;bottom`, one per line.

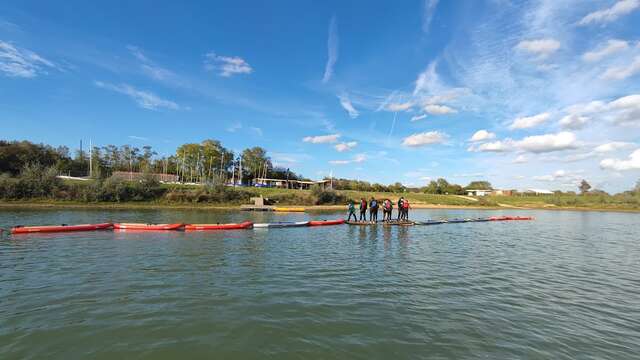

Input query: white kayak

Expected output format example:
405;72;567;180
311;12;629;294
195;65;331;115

253;221;310;228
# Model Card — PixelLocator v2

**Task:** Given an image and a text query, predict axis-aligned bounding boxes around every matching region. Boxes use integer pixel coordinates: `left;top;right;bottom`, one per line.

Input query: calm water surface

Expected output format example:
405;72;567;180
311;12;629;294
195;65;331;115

1;208;639;359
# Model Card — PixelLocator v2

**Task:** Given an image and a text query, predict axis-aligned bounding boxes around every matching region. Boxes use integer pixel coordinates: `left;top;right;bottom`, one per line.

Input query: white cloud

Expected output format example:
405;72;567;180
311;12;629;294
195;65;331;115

579;0;640;25
422;0;440;33
582;39;629;62
402;131;448;147
410;114;427;122
424;104;456;115
303;134;340;144
515;38;560;58
600;149;640;171
594;141;635;153
338;93;359;118
469;132;578;153
600;56;640;81
95;81;180;110
204;52;252;77
322;15;338;83
334;141;357;152
513;155;528;163
559;114;589;130
128;135;149;141
608;94;640;125
468;140;511;153
0;41;57;78
533;170;582;183
509;112;551;130
469;130;496;142
516;132;578;153
329;153;366;165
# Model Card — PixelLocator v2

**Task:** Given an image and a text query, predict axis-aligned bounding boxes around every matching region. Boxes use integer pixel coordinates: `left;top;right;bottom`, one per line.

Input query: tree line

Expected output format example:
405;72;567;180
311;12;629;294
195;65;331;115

0;139;305;185
326;176;493;195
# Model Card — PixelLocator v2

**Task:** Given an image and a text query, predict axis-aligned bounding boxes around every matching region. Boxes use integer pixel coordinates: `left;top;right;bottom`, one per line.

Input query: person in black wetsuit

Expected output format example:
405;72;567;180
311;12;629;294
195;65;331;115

369;197;379;222
359;198;368;222
397;197;404;221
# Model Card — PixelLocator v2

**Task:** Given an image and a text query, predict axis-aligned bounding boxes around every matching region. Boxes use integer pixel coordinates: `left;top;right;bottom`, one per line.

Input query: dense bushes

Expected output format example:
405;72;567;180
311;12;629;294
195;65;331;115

311;185;347;205
0;164;63;199
163;184;253;204
0;165;165;202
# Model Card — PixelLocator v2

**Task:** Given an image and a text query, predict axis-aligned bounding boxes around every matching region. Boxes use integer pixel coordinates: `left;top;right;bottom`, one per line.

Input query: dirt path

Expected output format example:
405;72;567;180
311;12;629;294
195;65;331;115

455;195;478;202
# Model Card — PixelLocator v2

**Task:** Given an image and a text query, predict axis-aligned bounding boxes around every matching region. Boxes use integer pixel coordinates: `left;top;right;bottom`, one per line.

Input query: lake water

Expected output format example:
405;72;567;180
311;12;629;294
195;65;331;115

1;208;639;359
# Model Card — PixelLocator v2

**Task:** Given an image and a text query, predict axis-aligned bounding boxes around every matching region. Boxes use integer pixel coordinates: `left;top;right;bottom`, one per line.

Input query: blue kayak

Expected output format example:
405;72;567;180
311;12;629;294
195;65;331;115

447;218;471;223
253;221;309;228
415;220;448;226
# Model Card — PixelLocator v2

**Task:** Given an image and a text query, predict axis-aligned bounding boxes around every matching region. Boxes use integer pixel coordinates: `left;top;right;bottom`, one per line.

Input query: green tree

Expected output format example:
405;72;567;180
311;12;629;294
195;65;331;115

465;181;493;190
241;147;271;183
579;179;592;194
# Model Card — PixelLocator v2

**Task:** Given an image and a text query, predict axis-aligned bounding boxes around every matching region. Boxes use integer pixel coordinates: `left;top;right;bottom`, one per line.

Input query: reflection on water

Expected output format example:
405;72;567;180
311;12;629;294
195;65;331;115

1;208;639;359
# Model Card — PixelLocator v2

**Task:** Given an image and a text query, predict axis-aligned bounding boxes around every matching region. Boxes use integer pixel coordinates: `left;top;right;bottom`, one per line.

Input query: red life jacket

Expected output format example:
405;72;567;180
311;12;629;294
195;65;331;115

403;200;410;209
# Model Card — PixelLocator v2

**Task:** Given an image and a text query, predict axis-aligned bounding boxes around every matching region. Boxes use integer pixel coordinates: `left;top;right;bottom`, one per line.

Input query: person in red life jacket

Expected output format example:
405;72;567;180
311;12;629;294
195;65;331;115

359;198;368;222
369;197;379;222
382;199;392;221
397;197;404;221
402;199;410;220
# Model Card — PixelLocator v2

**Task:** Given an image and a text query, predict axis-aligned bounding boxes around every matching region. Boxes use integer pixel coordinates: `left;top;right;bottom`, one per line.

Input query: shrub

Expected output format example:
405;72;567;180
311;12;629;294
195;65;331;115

311;185;347;205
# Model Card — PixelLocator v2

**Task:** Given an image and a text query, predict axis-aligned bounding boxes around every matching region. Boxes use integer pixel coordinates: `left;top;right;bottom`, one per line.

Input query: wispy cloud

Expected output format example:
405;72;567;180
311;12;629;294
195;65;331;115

204;52;253;77
413;60;441;96
322;15;339;83
594;141;635;153
303;134;340;144
329;153;366;165
515;38;560;59
226;122;242;133
95;81;180;110
422;0;440;33
250;127;263;137
579;0;640;26
338;93;359;118
600;55;640;80
127;45;175;81
0;41;57;78
128;135;150;141
582;39;629;62
410;114;427;122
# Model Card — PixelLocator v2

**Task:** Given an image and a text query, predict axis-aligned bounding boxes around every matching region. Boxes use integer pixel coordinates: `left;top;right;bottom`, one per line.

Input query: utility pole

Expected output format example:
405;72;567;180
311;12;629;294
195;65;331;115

89;139;93;178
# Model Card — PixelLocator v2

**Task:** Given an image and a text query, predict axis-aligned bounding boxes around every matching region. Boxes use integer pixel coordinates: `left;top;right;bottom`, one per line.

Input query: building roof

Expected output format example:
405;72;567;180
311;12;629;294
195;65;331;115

526;188;554;194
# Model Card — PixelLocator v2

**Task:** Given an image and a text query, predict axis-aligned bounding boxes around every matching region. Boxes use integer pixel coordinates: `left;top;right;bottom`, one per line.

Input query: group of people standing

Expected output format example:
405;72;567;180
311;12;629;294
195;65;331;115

347;197;410;222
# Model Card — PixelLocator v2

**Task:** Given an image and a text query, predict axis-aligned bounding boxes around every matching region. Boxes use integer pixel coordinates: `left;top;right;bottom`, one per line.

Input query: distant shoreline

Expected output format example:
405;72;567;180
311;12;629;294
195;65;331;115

1;201;638;213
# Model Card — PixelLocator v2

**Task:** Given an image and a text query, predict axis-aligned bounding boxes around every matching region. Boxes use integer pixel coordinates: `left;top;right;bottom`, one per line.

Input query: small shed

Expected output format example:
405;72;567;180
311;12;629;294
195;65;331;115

466;189;492;196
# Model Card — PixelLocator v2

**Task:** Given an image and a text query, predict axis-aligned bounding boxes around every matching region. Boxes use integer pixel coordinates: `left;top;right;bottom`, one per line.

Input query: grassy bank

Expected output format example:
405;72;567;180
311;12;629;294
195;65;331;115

2;185;640;212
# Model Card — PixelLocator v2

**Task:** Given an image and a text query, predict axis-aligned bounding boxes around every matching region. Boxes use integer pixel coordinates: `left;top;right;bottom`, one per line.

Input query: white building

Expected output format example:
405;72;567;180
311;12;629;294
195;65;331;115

525;188;554;195
466;189;492;196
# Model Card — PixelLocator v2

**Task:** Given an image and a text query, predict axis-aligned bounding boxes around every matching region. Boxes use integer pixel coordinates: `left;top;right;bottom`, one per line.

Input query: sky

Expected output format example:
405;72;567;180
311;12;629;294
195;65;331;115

1;0;640;192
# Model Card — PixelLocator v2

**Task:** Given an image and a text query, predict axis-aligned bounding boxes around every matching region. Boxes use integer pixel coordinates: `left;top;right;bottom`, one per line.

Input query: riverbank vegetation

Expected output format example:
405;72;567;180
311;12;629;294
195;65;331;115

2;139;640;210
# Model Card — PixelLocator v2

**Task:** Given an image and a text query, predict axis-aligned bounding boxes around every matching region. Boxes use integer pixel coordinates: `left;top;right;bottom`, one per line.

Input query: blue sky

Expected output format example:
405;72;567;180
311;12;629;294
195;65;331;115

1;0;640;192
